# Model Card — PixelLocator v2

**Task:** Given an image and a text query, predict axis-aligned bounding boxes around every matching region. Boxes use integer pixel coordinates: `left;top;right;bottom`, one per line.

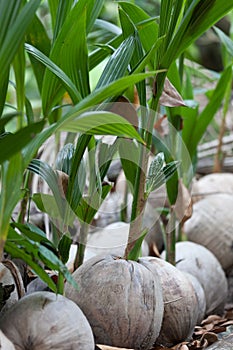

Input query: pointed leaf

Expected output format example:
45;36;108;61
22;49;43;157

96;35;136;89
58;111;144;143
0;0;41;79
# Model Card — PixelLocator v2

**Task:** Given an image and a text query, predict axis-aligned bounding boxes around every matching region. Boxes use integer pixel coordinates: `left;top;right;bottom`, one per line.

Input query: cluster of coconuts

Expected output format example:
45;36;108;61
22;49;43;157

64;240;227;349
0;172;231;349
186;173;233;301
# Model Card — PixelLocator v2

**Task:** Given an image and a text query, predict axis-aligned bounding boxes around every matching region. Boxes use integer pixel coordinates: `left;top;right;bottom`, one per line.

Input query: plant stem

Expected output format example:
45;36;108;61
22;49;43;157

165;206;176;265
74;222;88;270
57;272;64;295
124;74;167;259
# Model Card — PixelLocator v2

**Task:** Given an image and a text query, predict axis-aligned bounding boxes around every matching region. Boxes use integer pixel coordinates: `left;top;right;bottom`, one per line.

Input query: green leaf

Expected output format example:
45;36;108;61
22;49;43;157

58;234;72;264
58;111;144;143
118;1;159;55
38;244;77;289
145;153;180;197
161;0;233;68
118;138;140;192
42;0;90;116
89;34;123;71
0;0;41;79
188;65;233;158
25;44;82;104
55;143;75;175
214;26;233;59
28;159;65;217
127;228;147;261
26;14;51;92
0;120;44;164
0;113;19;132
76;184;111;224
0;153;23;243
5;239;57;293
12;222;53;246
96;35;136;89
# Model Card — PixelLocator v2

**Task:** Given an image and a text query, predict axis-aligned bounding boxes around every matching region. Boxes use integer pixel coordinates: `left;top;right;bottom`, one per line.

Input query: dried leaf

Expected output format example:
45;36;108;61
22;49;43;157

174;179;192;224
159;78;186;107
201;315;224;325
109;96;138;128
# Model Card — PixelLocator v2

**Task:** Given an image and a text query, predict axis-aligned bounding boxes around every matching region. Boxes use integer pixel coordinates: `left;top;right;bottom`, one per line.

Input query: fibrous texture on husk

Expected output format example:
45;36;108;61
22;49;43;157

0;291;95;350
182;272;206;324
184;193;233;271
172;241;228;316
65;254;164;350
139;257;199;347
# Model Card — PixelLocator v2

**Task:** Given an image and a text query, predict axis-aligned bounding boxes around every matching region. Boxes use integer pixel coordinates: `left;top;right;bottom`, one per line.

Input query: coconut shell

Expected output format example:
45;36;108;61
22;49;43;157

183;194;233;271
182;272;206;324
65;254;164;350
192;173;233;202
0;291;95;350
139;257;199;347
170;241;228;316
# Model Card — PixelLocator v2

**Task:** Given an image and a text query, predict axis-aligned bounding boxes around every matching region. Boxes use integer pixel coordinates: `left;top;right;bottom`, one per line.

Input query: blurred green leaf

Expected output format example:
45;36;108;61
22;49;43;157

214;26;233;59
127;228;147;261
58;111;144;143
0;153;23;246
42;0;90;116
5;236;57;292
28;159;65;216
26;14;51;92
0;120;44;164
58;234;72;264
0;0;41;79
187;65;233;158
161;0;233;68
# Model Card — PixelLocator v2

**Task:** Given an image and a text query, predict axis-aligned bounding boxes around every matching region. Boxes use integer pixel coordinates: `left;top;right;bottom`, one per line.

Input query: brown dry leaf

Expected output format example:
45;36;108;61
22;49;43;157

150;242;161;258
221;320;233;327
201;315;223;325
174;179;193;224
201;331;218;345
109;96;138;129
159;78;186;107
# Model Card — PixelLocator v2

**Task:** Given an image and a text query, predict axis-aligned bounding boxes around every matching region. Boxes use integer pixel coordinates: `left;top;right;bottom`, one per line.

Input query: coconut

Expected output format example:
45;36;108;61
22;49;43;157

191;173;233;202
182;272;206;324
183;193;233;271
167;241;228;316
0;291;95;350
0;260;25;313
139;257;199;347
65;254;164;350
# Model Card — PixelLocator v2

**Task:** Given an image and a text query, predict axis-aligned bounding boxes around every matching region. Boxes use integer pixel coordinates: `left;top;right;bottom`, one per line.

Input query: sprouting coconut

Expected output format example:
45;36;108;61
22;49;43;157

65;254;164;350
